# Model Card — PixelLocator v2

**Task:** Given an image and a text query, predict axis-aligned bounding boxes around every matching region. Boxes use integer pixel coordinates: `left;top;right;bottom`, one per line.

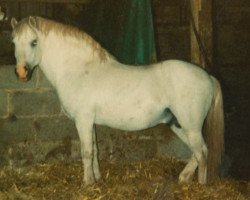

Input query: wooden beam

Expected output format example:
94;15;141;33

190;0;213;69
153;0;187;7
0;0;91;3
190;0;201;66
216;0;250;7
200;0;213;68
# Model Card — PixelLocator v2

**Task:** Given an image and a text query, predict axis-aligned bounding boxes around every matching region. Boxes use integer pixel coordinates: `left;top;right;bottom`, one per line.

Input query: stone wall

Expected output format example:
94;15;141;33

0;65;76;166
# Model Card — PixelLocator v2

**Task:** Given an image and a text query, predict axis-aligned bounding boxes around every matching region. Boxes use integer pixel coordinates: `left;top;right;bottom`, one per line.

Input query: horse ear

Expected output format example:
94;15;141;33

11;18;18;29
28;16;37;29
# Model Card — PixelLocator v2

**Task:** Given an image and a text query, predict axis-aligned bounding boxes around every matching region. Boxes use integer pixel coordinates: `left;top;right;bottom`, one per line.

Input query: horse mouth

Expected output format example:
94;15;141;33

15;65;35;81
19;76;28;82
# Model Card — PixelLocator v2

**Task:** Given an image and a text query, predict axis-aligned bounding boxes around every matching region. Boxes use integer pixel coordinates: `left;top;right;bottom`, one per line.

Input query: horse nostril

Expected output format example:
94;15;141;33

15;65;29;81
24;66;28;72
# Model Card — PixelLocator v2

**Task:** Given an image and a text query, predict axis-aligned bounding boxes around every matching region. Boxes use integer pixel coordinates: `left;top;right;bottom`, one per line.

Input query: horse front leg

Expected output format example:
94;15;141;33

76;120;95;185
93;125;101;181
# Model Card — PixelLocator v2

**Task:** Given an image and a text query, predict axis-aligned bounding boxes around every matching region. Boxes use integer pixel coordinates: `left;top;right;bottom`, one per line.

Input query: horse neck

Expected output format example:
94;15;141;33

39;32;104;87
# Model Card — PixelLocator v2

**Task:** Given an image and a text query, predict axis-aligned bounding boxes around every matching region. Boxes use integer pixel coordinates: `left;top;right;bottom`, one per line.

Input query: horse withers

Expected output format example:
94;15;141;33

11;16;224;185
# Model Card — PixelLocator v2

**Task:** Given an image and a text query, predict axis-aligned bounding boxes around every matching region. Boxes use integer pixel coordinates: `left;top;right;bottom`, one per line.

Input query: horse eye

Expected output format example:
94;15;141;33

31;39;37;47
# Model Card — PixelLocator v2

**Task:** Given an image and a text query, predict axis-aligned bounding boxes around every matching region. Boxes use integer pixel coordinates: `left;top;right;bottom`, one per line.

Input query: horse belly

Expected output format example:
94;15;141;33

95;102;167;131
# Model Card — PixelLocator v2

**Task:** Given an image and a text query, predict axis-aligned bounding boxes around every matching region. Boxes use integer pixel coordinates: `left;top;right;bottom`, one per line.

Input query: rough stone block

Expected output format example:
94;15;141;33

95;126;153;161
96;126;157;161
0;65;37;89
95;125;180;161
0;117;36;143
34;116;78;141
95;126;112;160
110;133;157;161
36;68;54;89
0;139;82;167
151;124;174;142
0;90;8;117
12;89;61;116
157;135;191;160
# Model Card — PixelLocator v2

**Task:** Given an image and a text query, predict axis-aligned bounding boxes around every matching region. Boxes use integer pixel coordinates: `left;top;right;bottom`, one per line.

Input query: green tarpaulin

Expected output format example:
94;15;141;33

78;0;156;65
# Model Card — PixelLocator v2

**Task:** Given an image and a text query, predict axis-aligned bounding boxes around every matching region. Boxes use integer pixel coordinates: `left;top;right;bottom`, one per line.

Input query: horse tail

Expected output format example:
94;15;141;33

203;76;225;182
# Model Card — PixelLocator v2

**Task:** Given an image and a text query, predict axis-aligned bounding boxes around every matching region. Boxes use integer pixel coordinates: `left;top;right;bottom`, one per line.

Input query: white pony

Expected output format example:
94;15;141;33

11;16;224;185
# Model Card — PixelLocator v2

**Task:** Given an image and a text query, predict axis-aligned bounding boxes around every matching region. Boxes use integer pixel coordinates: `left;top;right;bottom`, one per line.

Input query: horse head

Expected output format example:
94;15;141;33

11;16;42;81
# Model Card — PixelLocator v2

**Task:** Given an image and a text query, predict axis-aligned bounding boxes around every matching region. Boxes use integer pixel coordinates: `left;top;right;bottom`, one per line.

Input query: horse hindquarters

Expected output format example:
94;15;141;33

172;77;224;184
168;69;222;184
203;77;224;182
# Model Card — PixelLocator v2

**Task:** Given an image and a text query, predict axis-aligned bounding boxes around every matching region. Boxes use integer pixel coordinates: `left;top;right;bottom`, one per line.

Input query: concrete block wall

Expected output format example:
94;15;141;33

0;65;81;167
0;64;191;167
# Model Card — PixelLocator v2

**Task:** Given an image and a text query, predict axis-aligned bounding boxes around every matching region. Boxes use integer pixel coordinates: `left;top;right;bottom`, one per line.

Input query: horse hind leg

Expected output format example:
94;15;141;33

171;125;208;184
171;125;198;183
185;129;208;184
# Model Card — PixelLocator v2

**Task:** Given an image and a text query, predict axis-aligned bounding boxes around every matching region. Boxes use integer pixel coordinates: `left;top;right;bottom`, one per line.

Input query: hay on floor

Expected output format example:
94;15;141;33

0;157;249;200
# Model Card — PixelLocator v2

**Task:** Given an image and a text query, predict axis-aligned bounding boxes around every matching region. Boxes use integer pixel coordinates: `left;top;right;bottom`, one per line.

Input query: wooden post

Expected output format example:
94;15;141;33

190;0;213;69
190;0;219;183
190;0;201;66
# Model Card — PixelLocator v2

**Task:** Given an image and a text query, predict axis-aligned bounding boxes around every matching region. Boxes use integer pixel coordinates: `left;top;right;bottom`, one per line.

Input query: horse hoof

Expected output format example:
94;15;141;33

198;177;207;185
178;173;194;184
84;178;96;186
178;178;190;184
94;171;102;181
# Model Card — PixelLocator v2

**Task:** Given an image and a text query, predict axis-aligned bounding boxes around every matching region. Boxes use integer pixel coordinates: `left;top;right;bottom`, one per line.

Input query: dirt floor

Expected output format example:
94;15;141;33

0;157;249;200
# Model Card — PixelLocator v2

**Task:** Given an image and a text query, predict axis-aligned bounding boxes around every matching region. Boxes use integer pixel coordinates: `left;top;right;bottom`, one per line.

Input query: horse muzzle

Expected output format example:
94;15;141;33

15;64;34;81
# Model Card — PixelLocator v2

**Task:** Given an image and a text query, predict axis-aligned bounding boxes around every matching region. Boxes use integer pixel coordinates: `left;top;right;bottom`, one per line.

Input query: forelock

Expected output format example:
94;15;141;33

12;18;30;39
